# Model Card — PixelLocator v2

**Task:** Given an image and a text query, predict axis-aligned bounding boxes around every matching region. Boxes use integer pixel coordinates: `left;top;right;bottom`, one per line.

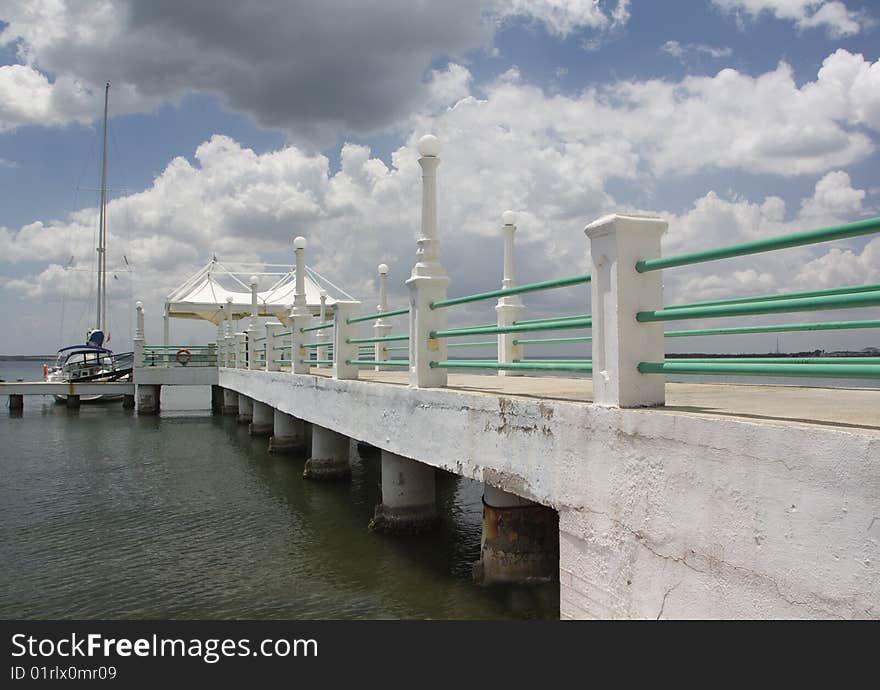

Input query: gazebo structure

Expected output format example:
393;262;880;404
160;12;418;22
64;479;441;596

161;257;355;344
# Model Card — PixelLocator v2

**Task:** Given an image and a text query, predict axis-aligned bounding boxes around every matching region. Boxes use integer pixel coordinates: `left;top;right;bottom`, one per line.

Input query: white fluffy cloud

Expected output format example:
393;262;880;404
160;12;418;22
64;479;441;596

495;0;630;37
712;0;868;37
2;51;878;352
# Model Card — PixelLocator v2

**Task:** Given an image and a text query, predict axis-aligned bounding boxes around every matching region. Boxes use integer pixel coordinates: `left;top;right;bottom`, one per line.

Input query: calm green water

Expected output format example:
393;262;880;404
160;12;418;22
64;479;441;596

0;362;557;619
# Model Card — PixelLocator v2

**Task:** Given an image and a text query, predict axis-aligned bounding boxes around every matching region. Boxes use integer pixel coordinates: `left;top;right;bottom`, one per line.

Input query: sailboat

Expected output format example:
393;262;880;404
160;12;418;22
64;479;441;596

45;82;133;402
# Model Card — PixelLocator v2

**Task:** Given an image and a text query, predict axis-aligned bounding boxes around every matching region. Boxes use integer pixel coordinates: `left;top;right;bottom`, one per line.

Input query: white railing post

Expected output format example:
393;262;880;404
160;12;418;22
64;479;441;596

406;134;449;388
224;296;234;367
316;290;328;368
247;275;259;369
265;321;283;372
234;332;247;369
216;317;225;367
495;210;525;376
584;213;667;407
134;301;145;367
333;301;361;380
289;235;312;374
374;263;392;370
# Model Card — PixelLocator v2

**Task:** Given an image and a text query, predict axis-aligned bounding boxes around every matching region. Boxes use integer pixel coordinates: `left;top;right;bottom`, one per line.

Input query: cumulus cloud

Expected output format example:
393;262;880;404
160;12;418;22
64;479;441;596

712;0;868;37
661;40;733;62
494;0;630;37
0;0;635;139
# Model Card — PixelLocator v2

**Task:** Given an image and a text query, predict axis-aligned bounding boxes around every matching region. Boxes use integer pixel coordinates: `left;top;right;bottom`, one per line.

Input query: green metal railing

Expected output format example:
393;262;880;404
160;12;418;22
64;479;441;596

431;360;593;372
431;273;590;309
346;307;408;324
637;290;880;323
300;320;335;333
431;317;591;339
664;319;880;338
638;361;880;379
664;282;880;311
637;216;880;272
347;334;409;344
345;359;409;366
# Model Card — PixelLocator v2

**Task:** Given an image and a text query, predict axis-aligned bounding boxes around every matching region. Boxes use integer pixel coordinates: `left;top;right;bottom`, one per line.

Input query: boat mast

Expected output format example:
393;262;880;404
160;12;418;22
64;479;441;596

96;81;110;332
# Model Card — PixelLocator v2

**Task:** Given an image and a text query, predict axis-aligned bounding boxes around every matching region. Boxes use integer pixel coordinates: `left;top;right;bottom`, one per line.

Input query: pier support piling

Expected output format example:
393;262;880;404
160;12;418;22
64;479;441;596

122;394;135;410
303;425;351;480
249;400;273;436
268;409;307;454
210;385;223;414
222;388;238;416
472;485;558;585
237;394;253;424
135;385;160;415
369;450;438;534
8;393;23;412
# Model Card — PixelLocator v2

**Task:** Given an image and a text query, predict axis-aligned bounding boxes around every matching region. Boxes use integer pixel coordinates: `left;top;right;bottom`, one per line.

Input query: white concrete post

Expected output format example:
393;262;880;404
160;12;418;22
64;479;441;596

216;317;225;366
134;301;144;367
316;290;328;368
247;275;258;370
234;332;247;369
265;321;283;372
332;301;361;380
163;305;169;347
224;296;234;367
495;210;525;377
406;134;449;388
374;263;392;370
584;213;667;407
289;236;312;375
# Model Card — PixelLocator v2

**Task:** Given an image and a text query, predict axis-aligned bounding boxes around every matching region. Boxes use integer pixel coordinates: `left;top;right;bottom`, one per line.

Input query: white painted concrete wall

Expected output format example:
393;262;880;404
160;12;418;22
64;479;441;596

220;369;879;619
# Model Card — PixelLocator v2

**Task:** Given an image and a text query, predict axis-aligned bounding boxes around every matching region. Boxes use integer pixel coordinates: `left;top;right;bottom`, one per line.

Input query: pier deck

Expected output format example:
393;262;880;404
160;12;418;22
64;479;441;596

307;369;880;435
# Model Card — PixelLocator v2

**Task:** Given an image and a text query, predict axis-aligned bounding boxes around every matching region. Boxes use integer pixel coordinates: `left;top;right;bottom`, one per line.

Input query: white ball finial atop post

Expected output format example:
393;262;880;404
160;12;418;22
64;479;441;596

406;135;450;388
374;263;392;370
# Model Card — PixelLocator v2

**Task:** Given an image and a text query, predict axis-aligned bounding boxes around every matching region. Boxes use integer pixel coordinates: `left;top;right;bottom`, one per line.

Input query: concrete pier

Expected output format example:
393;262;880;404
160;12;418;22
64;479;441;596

135;384;160;415
237;394;253;424
122;394;135;410
222;388;238;416
249;400;273;436
472;485;558;585
303;425;351;480
210;385;223;415
268;409;307;454
369;450;438;534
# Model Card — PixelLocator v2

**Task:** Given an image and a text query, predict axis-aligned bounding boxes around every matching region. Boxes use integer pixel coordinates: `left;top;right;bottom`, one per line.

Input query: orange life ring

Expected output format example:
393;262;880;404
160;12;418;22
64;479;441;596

176;348;192;366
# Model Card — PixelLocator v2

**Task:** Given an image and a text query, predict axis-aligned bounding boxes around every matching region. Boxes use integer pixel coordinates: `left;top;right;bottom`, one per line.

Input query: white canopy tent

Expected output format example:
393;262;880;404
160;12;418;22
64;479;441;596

162;258;355;342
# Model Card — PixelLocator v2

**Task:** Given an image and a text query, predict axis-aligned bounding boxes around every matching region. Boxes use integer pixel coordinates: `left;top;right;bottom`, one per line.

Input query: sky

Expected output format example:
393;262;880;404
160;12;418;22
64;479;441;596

1;0;878;356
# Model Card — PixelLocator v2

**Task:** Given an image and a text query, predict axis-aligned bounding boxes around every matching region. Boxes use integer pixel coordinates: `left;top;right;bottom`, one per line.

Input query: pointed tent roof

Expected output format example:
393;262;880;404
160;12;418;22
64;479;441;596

165;258;354;325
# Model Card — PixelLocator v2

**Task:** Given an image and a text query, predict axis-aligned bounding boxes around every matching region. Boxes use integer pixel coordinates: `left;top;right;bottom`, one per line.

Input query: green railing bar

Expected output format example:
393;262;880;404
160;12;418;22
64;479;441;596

301;341;333;348
301;359;333;365
300;321;335;333
447;341;496;347
431;273;591;309
515;359;592;364
664;319;880;338
252;335;267;341
513;336;593;345
637;290;880;323
432;317;591;338
638;361;880;379
513;313;591;326
665;282;880;311
385;346;409;351
346;308;409;324
275;330;292;337
637;216;880;273
668;357;880;364
273;344;292;350
347;334;409;344
273;358;292;363
345;359;410;366
431;360;593;372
